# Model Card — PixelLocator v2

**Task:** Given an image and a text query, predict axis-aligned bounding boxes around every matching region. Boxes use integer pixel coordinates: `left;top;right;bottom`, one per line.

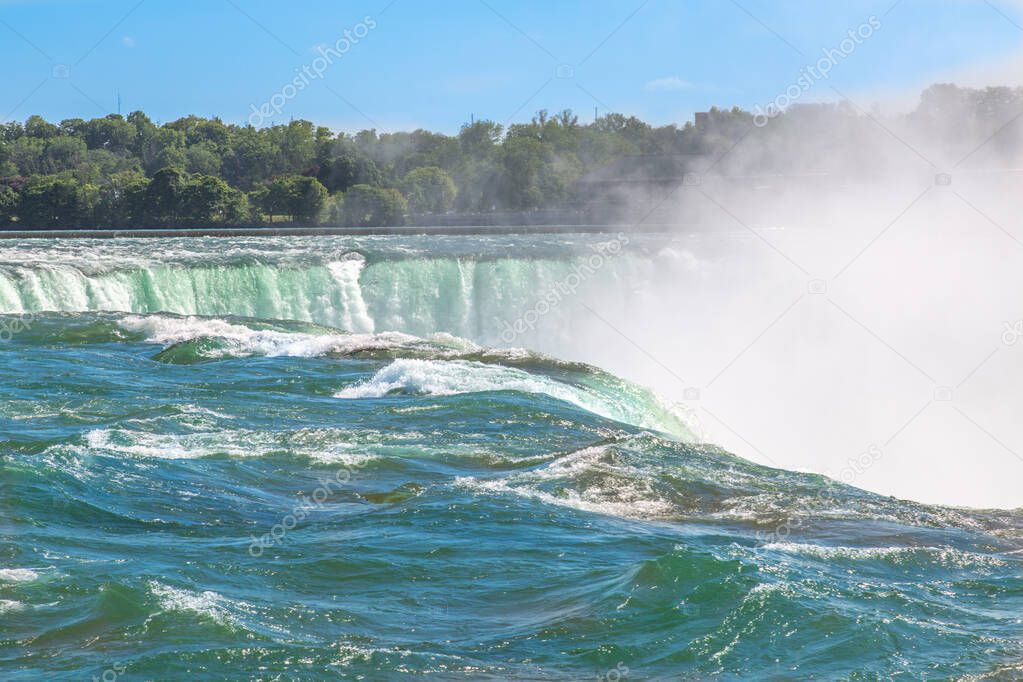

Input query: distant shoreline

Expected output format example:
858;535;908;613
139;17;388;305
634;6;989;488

0;224;674;239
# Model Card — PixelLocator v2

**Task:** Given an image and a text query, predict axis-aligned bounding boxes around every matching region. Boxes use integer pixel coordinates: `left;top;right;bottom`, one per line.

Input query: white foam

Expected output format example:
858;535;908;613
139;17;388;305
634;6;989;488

148;581;236;626
179;404;234;420
118;314;417;358
86;428;257;460
335;358;642;426
83;426;381;465
0;568;39;583
307;444;377;467
0;600;25;614
457;476;674;520
336;643;413;665
454;444;674;521
326;258;375;333
762;542;1007;567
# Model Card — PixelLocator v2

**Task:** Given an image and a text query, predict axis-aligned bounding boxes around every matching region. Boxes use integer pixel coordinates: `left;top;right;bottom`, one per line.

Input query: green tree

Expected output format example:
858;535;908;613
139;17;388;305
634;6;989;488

19;175;98;229
143;167;187;226
182;175;249;226
249;186;273;223
166;115;230;148
139;128;186;175
499;136;545;209
222;127;276;190
42;137;88;174
315;146;381;193
342;185;406;227
24;115;59;139
253;180;290;224
275;120;317;172
185;144;222;176
94;171;148;227
322;193;345;225
458;120;503;157
79;115;136;152
289;176;327;223
401;166;456;213
0;185;19;225
73;149;143;184
151;146;187;173
6;137;46;175
0;122;24;142
255;175;327;224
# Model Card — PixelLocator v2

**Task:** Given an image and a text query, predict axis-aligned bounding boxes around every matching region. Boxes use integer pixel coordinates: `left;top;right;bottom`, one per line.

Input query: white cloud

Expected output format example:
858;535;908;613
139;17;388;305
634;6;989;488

644;76;694;92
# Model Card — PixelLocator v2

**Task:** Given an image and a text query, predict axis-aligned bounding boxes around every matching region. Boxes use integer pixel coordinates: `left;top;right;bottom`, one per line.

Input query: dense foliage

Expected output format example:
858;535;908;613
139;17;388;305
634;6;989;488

0;106;732;229
0;84;1019;229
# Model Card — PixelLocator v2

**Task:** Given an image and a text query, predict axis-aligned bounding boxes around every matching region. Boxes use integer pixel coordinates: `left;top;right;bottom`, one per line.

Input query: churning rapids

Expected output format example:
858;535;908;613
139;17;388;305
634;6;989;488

2;234;1022;680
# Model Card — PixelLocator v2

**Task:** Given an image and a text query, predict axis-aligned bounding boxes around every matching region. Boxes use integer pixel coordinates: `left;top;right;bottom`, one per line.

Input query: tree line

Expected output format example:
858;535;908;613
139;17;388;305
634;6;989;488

0;105;761;229
0;84;1019;229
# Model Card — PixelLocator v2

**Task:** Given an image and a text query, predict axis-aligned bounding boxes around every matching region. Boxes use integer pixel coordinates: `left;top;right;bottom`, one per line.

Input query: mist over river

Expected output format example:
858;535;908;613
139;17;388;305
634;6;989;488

2;233;1023;679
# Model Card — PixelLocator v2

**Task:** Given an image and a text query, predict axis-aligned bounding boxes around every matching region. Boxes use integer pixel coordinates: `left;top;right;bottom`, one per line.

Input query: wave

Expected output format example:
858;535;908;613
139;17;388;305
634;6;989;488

0;600;26;614
148;581;241;628
454;436;785;524
760;542;1009;569
119;314;418;361
335;358;692;435
451;434;1023;548
0;568;40;583
2;310;697;438
9;310;1022;543
80;427;381;465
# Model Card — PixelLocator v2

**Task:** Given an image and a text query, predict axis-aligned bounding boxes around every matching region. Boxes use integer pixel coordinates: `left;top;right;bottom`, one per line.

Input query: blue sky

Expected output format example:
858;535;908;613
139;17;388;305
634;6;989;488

2;0;1021;133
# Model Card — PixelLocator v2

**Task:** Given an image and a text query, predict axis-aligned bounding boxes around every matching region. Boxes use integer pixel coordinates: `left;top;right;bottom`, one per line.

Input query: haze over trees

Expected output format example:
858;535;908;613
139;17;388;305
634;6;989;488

0;84;1019;229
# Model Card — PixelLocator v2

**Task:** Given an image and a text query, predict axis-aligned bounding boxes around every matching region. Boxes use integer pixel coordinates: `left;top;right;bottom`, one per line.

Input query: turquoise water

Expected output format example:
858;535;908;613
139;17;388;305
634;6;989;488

1;236;1022;680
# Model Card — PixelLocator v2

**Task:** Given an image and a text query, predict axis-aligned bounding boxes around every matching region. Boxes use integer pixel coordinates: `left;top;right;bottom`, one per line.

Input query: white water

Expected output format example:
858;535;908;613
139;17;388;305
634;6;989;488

118;314;418;358
0;246;650;344
335;357;687;433
3;231;1022;509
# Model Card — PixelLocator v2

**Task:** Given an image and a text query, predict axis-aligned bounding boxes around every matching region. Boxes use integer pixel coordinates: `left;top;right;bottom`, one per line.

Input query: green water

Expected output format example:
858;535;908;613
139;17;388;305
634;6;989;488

1;236;1021;680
